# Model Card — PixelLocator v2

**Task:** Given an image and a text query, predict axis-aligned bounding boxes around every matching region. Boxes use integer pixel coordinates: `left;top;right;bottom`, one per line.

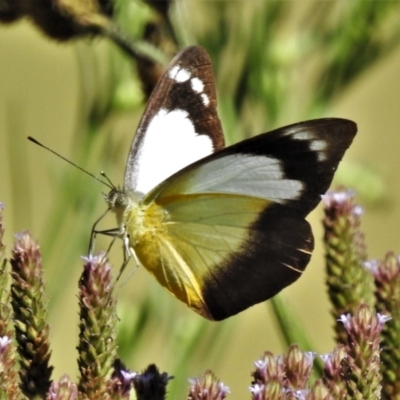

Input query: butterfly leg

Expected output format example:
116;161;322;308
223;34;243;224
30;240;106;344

89;210;127;263
89;207;112;255
90;226;125;255
115;235;135;282
90;214;139;282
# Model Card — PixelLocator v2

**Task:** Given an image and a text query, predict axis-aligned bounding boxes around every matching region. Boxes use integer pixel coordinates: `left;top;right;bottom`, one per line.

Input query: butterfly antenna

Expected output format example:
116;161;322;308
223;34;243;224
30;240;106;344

100;171;117;190
27;136;113;190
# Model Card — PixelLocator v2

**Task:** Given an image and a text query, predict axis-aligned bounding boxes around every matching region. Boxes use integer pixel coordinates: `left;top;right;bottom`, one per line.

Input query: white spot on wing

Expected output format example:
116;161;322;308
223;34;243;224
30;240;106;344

293;131;313;140
190;77;204;93
168;66;179;79
168;66;191;82
201;94;210;106
189;77;209;106
310;140;327;161
133;109;213;194
292;131;327;161
310;140;326;151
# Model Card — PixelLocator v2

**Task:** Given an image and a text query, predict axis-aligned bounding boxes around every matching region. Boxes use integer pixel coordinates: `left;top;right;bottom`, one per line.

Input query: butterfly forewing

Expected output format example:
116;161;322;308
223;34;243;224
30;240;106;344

124;46;224;197
135;118;356;320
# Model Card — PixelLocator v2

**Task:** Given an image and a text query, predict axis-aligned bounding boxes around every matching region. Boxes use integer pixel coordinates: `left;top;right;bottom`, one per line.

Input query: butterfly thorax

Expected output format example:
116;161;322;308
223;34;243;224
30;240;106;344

106;188;168;249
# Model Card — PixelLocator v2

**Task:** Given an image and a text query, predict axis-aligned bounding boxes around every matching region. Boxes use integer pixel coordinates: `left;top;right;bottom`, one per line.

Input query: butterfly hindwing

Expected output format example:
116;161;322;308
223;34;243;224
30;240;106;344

124;46;224;196
200;203;313;321
135;194;313;320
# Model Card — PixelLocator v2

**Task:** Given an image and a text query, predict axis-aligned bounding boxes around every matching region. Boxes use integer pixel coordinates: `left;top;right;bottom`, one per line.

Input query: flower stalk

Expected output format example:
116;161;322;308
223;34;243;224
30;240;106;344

339;305;388;399
188;370;229;400
322;190;375;343
9;231;53;398
77;254;118;398
367;253;400;398
0;204;21;399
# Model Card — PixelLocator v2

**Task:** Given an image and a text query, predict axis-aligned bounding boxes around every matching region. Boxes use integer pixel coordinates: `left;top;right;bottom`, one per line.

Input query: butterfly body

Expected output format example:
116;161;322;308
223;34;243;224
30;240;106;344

103;46;357;321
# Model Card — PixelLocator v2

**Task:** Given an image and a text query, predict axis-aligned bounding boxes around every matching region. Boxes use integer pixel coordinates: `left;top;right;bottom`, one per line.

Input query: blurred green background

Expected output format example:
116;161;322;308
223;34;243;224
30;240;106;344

1;1;400;398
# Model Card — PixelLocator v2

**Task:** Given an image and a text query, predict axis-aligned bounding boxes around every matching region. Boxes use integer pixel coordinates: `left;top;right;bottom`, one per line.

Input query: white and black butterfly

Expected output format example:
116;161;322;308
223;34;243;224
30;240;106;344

100;46;356;321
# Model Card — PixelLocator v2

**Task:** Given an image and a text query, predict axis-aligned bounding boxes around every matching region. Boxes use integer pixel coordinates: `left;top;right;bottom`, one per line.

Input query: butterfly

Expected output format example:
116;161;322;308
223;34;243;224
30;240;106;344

98;45;357;321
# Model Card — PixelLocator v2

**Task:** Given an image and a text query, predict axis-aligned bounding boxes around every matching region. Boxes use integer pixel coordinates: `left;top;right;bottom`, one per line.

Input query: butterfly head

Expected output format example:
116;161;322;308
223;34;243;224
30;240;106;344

104;188;132;212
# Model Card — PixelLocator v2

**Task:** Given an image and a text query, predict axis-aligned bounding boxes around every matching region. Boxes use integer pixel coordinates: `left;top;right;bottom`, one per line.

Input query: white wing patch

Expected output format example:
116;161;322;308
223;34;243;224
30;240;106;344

292;131;313;140
191;77;204;93
201;94;210;106
310;140;327;161
133;108;214;195
163;154;304;202
292;131;327;162
168;66;191;82
190;77;209;105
